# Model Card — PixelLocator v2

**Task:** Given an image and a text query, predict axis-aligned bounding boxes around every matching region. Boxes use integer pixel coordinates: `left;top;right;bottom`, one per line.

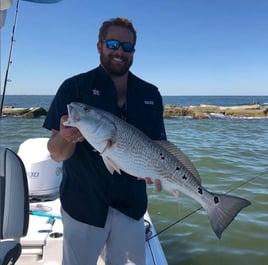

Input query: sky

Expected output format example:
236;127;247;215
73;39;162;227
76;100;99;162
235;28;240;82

0;0;268;96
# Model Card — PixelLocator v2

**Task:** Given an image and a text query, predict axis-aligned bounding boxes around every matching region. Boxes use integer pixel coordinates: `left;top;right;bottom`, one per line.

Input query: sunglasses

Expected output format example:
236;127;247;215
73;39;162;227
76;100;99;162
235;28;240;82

102;39;135;53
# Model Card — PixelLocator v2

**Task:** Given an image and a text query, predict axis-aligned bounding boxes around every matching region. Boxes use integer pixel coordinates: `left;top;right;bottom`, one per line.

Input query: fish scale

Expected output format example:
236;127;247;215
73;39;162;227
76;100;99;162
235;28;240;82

64;102;251;239
106;129;200;194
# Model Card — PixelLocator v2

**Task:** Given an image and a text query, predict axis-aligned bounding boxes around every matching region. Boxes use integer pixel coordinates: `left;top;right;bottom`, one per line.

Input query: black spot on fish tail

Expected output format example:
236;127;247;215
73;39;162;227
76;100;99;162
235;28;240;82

205;193;251;239
176;166;180;171
182;175;187;180
198;187;203;194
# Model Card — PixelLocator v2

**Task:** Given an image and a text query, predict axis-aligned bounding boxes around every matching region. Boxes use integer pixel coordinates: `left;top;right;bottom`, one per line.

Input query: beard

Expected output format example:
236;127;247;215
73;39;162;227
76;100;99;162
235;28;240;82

100;53;133;76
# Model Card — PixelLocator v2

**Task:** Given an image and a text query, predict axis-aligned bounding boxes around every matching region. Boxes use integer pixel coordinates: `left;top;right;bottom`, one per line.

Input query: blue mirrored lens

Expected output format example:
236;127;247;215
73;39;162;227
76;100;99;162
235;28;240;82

104;40;134;53
106;40;120;49
122;42;134;52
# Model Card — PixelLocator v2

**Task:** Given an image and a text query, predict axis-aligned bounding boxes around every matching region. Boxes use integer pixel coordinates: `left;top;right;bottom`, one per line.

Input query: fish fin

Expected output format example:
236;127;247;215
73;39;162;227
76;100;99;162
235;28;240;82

100;139;113;154
155;140;201;182
204;192;251;239
167;189;179;197
102;156;121;175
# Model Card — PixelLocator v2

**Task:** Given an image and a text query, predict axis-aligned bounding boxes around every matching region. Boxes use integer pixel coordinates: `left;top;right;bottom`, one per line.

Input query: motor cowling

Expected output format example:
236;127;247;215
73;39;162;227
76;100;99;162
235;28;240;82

17;138;62;202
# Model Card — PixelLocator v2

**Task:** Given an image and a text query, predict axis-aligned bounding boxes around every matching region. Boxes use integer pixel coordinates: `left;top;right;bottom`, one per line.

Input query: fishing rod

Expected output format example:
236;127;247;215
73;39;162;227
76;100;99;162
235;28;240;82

0;0;20;118
147;171;267;240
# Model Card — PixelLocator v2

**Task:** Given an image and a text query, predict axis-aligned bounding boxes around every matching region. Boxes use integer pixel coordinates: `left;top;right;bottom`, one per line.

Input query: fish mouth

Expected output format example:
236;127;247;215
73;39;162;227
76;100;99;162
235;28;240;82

66;103;80;123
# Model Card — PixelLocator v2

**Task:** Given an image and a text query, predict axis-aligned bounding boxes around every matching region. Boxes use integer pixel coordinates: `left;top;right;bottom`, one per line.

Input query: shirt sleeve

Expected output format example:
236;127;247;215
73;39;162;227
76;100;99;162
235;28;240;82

43;80;72;131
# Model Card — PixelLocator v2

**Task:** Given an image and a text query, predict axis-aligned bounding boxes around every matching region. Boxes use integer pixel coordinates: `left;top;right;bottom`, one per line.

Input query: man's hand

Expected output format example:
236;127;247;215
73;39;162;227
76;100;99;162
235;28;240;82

60;115;84;143
144;177;162;192
47;115;85;162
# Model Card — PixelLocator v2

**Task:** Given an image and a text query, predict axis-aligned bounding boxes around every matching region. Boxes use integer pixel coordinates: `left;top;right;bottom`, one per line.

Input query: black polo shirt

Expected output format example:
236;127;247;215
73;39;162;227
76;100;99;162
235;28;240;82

43;66;166;227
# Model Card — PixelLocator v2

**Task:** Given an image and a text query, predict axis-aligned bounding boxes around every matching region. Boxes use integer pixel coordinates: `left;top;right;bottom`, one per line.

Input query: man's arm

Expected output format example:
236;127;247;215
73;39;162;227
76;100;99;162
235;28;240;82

47;115;84;162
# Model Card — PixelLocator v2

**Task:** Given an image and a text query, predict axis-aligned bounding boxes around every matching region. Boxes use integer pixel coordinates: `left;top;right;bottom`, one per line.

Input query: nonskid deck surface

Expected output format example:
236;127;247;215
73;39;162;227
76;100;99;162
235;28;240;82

17;199;168;265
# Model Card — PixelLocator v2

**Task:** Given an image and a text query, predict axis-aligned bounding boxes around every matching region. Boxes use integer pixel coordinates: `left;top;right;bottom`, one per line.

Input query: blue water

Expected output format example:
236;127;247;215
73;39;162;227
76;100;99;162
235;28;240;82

163;95;268;107
1;95;268;265
1;95;268;109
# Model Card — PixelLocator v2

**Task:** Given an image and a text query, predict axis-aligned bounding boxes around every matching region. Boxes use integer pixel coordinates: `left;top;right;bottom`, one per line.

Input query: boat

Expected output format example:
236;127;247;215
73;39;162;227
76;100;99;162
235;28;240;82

1;2;168;263
0;138;168;265
17;200;167;265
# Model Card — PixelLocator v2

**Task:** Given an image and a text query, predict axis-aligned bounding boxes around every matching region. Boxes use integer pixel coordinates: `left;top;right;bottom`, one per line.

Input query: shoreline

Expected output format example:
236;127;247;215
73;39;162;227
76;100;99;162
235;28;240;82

164;104;268;119
2;104;268;119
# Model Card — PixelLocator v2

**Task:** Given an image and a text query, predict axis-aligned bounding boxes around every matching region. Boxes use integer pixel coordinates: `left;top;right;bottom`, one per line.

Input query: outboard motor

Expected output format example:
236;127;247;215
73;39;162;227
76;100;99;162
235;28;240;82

17;138;62;202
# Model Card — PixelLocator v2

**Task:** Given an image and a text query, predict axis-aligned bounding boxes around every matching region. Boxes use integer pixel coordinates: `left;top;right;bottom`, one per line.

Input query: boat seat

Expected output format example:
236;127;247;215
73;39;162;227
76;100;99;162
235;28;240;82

0;148;29;265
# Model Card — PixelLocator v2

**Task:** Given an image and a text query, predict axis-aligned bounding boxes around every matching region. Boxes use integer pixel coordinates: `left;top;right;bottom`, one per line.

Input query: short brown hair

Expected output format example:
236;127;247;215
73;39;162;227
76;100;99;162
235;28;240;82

98;17;137;45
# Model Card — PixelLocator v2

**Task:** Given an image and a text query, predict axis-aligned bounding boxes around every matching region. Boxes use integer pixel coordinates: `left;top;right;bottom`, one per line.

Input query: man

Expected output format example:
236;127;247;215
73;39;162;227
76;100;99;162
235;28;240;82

44;17;166;265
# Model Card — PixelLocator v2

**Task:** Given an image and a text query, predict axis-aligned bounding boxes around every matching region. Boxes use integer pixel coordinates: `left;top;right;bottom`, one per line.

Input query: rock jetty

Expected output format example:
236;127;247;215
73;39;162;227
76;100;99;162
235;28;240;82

2;104;268;119
163;104;268;119
1;106;48;118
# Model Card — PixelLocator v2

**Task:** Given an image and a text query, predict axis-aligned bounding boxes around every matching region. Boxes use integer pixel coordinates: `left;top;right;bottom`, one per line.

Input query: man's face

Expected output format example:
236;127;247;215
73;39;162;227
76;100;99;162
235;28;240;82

97;26;135;76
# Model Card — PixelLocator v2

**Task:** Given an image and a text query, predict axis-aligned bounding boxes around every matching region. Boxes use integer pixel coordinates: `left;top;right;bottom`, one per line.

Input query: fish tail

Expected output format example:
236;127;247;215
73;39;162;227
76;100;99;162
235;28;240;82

204;192;251;239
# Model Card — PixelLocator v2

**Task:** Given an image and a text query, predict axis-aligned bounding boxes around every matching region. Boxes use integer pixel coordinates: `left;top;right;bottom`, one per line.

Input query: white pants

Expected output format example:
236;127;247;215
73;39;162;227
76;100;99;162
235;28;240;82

61;207;146;265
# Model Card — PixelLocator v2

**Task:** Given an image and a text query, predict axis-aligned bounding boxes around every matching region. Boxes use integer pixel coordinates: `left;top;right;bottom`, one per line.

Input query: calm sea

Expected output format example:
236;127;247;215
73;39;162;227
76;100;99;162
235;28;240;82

1;95;268;265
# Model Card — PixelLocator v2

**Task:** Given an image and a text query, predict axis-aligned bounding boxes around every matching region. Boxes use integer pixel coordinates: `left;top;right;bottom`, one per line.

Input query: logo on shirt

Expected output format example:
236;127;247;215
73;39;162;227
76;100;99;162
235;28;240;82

144;100;154;105
92;88;101;96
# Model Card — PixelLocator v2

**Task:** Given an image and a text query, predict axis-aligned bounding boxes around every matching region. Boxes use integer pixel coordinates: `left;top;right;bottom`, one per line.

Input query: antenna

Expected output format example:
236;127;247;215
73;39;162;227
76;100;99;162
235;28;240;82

0;0;20;118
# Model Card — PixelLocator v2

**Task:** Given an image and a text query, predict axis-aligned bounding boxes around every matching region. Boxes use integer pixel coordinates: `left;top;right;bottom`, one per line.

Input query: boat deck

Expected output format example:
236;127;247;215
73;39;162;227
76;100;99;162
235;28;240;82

16;199;167;265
